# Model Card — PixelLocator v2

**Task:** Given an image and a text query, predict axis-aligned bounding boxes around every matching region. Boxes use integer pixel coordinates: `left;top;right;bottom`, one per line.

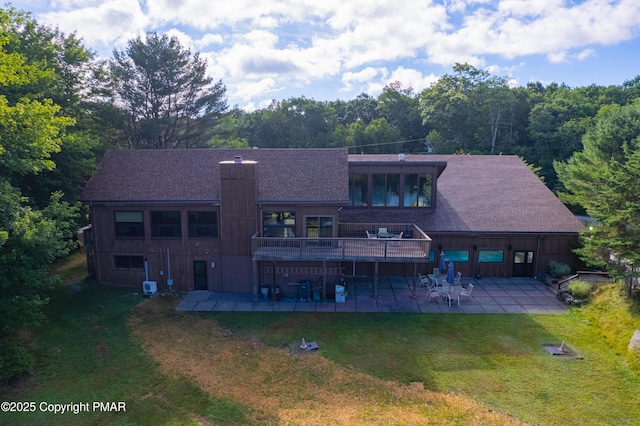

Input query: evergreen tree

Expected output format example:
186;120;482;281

108;31;228;149
556;102;640;295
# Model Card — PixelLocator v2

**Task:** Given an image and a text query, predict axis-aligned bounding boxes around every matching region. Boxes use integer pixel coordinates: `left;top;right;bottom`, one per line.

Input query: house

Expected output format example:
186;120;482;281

79;149;585;297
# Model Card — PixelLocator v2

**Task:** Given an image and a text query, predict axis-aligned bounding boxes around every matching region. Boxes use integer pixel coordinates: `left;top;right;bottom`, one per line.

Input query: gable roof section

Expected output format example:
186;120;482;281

345;154;585;234
80;148;348;203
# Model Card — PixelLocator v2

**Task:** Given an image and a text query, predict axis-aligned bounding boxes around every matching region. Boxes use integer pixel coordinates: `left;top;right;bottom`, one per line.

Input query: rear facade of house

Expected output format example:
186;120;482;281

79;149;585;297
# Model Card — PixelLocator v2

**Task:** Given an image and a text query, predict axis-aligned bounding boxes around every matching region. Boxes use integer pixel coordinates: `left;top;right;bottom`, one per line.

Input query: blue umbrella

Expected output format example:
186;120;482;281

446;262;455;284
439;251;446;272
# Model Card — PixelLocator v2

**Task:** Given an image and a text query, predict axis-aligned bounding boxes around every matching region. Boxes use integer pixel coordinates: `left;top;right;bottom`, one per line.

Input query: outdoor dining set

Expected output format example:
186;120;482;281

417;266;474;306
366;228;404;239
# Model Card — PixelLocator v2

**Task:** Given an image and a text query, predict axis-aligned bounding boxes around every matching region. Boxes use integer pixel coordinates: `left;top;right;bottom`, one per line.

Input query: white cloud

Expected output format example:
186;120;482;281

341;67;381;92
39;0;148;51
21;0;640;108
386;67;439;93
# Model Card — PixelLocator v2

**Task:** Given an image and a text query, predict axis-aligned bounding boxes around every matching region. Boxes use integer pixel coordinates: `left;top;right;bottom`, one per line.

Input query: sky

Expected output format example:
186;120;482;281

8;0;640;111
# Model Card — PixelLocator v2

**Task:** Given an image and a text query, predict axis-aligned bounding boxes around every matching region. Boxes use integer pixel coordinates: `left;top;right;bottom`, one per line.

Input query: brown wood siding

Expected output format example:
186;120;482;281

89;204;222;291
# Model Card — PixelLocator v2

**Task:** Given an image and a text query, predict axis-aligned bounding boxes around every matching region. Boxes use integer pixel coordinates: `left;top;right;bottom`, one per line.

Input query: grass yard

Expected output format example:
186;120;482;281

2;253;639;425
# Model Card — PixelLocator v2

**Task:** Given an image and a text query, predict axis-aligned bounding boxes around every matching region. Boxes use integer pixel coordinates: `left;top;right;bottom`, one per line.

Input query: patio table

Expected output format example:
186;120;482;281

377;231;396;238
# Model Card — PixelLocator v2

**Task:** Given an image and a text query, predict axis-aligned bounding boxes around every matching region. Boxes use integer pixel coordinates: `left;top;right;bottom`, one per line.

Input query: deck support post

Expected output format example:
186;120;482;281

374;261;379;298
322;258;327;301
412;262;418;299
252;259;258;303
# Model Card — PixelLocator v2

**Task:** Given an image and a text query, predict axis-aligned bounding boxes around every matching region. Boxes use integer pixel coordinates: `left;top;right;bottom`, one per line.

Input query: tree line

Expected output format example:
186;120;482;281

1;4;640;380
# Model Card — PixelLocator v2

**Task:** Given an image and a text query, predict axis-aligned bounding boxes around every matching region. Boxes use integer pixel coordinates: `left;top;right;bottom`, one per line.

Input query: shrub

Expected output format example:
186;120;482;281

549;260;571;277
568;280;595;300
0;337;34;382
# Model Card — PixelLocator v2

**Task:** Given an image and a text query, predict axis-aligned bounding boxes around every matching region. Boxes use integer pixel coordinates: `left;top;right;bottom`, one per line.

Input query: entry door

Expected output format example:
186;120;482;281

513;251;534;277
194;261;208;290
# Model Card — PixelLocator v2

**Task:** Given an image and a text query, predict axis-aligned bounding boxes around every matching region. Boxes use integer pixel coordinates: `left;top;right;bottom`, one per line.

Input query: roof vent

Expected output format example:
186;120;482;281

234;155;242;163
398;153;406;161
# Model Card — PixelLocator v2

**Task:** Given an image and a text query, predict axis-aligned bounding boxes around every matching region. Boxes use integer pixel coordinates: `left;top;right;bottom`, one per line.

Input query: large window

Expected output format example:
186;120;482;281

114;211;144;238
351;172;433;208
404;174;432;207
478;250;504;263
114;255;144;269
372;174;400;206
263;211;296;237
188;211;218;238
151;211;181;238
349;174;368;206
444;250;470;262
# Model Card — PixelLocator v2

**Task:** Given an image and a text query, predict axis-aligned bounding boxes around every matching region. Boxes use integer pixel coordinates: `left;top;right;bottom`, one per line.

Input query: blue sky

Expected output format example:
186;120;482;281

9;0;640;111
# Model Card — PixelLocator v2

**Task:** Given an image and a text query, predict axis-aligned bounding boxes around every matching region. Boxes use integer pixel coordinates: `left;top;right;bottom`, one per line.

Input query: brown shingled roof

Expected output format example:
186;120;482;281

343;154;585;234
80;148;348;203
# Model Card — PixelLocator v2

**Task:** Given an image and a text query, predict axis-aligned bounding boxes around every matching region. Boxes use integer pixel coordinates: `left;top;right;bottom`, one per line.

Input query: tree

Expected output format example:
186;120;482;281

528;84;625;191
1;5;98;206
108;32;228;149
419;63;513;154
555;102;640;296
237;97;338;148
0;6;79;380
376;82;428;152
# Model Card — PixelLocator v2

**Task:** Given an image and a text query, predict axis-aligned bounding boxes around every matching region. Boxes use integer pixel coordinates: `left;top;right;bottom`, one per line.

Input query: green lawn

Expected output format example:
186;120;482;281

210;288;640;425
2;264;639;425
0;284;254;425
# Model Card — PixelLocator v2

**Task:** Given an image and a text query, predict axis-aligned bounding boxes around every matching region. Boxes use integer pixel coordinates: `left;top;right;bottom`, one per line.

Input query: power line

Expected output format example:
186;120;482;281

345;137;427;150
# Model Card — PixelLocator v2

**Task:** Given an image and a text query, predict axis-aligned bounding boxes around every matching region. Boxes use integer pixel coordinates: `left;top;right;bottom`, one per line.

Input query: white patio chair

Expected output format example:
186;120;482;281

454;271;462;285
447;287;460;306
460;283;474;300
416;272;431;288
425;286;441;303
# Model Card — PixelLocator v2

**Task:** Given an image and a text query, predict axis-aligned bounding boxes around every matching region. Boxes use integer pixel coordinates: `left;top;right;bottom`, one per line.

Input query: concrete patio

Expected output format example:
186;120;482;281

175;276;567;314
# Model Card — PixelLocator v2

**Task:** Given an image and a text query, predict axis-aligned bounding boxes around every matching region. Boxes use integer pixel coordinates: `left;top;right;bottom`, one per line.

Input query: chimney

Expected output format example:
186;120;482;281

398;153;406;161
234;155;242;163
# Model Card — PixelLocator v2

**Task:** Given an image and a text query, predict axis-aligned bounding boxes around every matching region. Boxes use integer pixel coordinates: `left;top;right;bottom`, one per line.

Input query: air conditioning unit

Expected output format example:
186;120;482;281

143;280;157;295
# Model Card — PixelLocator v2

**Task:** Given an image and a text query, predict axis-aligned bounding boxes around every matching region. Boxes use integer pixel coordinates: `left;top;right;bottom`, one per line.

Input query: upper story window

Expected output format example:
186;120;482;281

263;212;296;237
188;211;218;238
305;216;333;238
114;211;144;238
404;174;433;207
372;173;400;207
349;173;368;206
350;172;434;208
151;211;182;238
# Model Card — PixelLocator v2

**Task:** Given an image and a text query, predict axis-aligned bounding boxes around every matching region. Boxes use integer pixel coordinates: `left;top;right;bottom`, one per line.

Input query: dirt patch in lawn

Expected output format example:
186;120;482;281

129;295;524;425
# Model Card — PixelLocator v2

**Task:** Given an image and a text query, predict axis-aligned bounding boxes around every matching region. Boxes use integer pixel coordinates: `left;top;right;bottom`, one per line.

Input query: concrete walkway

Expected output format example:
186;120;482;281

175;277;567;314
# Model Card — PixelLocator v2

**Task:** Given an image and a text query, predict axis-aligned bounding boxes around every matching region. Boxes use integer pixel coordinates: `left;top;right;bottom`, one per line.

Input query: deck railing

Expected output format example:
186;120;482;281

252;230;431;262
337;223;430;240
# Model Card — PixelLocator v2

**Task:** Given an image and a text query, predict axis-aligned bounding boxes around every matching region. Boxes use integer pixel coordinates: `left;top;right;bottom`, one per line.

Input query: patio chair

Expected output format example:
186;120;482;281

365;230;377;245
425;286;441;303
460;283;474;300
447;288;460;306
416;272;430;288
432;268;440;278
454;271;462;285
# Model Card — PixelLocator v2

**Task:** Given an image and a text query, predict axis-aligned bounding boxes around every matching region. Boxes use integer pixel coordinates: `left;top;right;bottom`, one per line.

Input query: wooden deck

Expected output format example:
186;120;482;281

252;237;430;262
